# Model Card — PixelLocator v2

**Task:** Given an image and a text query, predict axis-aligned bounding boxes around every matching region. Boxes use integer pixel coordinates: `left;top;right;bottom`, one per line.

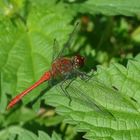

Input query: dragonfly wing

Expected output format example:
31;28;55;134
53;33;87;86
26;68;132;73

59;79;115;119
71;84;115;118
51;39;61;62
57;22;80;58
51;22;80;62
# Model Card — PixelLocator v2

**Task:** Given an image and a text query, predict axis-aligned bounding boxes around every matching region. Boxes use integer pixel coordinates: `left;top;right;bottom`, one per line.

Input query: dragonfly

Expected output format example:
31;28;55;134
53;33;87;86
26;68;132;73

7;22;115;119
7;22;84;109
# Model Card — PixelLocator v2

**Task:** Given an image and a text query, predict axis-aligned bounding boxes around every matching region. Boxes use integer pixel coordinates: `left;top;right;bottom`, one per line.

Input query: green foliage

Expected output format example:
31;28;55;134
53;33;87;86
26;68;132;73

0;0;140;139
70;0;140;16
0;126;62;140
45;58;140;139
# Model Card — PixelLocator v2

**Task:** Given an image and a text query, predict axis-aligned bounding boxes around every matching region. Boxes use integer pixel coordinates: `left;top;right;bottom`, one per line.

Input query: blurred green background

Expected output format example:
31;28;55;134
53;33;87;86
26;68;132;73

0;0;140;140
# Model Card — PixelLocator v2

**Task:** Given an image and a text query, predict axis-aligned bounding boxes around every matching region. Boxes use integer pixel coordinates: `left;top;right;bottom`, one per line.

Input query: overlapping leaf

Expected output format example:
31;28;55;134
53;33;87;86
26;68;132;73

0;0;73;111
44;57;140;140
69;0;140;16
0;126;61;140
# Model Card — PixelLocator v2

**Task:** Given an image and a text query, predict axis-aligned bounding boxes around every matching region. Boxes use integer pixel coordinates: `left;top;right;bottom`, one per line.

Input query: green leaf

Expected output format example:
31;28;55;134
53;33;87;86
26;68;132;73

0;0;74;110
52;131;62;140
0;126;37;140
131;26;140;43
38;131;62;140
4;107;36;126
38;131;51;140
0;126;62;140
44;58;140;139
70;0;140;16
18;129;37;140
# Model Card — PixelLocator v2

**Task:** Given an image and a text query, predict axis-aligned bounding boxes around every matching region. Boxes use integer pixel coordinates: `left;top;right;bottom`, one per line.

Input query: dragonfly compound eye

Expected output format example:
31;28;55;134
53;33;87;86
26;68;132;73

74;55;85;68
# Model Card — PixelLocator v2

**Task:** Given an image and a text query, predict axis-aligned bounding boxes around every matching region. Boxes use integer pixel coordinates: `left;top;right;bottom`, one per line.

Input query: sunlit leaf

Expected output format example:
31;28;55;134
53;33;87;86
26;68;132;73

44;58;140;139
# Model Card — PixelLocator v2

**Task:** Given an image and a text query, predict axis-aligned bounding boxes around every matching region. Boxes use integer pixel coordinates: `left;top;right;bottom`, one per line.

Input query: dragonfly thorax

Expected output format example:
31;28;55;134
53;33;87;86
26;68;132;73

51;55;85;78
72;55;85;69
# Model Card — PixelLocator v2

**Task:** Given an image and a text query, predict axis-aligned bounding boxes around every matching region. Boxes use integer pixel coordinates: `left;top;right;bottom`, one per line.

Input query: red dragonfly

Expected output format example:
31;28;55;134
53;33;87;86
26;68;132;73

7;23;85;109
7;22;115;119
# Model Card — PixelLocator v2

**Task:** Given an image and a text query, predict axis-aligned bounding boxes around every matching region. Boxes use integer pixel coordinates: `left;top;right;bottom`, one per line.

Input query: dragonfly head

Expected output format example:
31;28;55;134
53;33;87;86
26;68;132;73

73;55;85;69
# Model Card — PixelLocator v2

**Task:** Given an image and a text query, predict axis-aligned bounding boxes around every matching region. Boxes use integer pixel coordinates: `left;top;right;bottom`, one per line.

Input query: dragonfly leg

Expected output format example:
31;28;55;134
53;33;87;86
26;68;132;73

60;78;75;106
64;79;76;106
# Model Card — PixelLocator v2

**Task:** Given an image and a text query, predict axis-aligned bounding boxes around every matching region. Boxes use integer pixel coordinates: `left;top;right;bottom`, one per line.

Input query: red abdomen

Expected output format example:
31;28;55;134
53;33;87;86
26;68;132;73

51;58;73;77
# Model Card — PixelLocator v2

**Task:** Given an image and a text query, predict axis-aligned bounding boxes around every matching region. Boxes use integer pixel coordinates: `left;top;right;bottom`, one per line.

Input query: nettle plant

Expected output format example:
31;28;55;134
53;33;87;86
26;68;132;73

0;0;140;140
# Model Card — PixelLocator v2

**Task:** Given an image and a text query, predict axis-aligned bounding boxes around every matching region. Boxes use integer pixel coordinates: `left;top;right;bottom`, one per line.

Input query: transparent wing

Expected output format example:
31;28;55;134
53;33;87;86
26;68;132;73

51;22;80;62
51;39;60;62
57;77;140;119
58;78;116;119
57;22;80;58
